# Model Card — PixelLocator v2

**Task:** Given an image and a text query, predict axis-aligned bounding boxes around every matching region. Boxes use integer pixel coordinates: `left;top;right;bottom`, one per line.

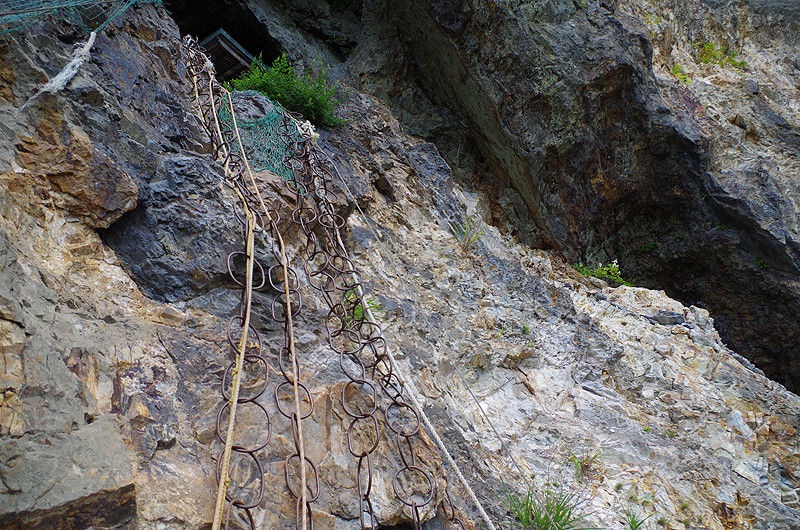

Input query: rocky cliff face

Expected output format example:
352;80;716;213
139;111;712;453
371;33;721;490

0;2;799;530
381;0;800;392
228;0;800;391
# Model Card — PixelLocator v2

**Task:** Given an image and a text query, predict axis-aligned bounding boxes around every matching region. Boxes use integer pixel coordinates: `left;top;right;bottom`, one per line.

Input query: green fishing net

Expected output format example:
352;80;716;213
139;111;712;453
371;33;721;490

219;91;303;182
0;0;161;34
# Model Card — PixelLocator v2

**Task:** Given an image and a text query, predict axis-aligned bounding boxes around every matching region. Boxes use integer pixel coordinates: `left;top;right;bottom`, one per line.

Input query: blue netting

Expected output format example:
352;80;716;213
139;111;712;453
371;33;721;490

0;0;161;34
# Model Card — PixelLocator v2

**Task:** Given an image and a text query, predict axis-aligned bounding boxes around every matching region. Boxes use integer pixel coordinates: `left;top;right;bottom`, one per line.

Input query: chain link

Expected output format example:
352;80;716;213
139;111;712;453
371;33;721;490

274;113;441;528
185;35;320;529
184;35;470;529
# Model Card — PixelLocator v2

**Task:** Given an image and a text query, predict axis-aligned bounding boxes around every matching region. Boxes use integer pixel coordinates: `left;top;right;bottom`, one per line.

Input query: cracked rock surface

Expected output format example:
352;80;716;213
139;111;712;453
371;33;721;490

0;3;798;530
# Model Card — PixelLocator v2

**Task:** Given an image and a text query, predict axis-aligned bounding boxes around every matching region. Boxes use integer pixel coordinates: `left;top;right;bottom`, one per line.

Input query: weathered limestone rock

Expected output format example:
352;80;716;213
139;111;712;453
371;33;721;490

0;2;798;530
616;0;800;393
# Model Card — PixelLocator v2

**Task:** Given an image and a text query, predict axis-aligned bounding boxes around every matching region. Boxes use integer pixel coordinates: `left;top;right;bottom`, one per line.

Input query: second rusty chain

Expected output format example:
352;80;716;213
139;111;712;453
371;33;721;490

186;35;468;529
275;112;443;528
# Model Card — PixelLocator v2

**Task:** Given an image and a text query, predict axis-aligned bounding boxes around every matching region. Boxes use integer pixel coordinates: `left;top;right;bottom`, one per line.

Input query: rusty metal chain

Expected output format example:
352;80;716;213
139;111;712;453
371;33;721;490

273;113;440;529
271;119;382;528
441;479;466;529
184;36;271;530
184;35;319;530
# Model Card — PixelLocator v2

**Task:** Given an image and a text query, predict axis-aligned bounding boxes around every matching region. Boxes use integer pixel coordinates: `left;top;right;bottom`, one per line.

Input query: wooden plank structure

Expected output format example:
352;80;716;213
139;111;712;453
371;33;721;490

199;28;253;79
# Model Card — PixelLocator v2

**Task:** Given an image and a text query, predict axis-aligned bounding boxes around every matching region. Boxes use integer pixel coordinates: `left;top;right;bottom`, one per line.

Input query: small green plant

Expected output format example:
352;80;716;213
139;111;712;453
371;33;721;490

639;242;656;253
670;64;691;84
573;260;632;287
695;42;747;69
641;13;663;27
566;449;601;479
452;216;484;250
664;429;677;438
679;501;690;511
755;258;769;271
230;54;345;128
642;426;652;433
343;289;382;325
621;509;651;530
714;222;731;231
504;486;592;530
522;324;531;335
656;516;668;527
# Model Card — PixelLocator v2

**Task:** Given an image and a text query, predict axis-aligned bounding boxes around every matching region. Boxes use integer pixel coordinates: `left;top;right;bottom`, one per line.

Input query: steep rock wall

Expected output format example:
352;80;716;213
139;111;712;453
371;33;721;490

617;0;800;392
0;3;799;530
378;0;800;391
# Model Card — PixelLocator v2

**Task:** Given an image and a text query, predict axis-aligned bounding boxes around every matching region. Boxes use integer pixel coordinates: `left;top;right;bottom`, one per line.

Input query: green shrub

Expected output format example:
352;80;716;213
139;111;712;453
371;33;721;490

504;487;592;530
695;42;747;70
230;54;345;128
670;64;691;84
573;260;632;287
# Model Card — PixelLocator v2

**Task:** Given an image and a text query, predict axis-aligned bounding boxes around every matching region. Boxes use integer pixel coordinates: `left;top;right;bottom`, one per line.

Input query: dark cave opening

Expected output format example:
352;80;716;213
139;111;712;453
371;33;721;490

164;0;282;74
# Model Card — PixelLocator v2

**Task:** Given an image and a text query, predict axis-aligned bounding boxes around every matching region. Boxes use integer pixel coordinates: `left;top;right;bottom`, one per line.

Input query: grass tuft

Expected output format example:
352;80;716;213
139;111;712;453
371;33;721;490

621;508;651;530
452;216;484;251
504;486;593;529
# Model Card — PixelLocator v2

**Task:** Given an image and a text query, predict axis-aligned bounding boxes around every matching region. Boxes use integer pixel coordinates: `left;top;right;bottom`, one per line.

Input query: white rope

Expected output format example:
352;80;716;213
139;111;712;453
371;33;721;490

327;154;567;528
316;151;498;529
228;90;310;529
20;31;95;111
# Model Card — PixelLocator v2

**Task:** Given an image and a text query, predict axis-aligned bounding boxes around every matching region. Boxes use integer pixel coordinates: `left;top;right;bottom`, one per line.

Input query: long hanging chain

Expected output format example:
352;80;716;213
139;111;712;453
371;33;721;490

184;36;316;530
275;115;438;528
185;36;269;530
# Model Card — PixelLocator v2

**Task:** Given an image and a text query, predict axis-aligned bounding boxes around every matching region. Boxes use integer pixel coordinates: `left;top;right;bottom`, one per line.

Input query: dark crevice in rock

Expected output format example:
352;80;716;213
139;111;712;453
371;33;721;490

164;0;282;63
0;484;137;529
380;0;800;393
